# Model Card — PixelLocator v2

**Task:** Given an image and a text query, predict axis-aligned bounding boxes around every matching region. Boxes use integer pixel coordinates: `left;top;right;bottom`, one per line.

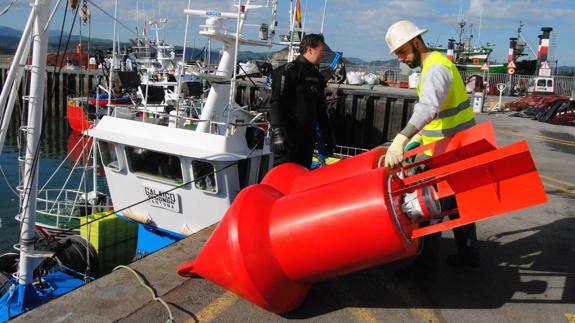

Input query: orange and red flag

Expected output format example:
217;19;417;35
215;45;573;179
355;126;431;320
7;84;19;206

295;0;302;28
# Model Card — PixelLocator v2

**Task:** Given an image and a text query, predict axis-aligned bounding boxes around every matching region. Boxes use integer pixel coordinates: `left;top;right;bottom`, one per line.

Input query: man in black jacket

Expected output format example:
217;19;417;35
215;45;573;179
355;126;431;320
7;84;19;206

269;34;335;168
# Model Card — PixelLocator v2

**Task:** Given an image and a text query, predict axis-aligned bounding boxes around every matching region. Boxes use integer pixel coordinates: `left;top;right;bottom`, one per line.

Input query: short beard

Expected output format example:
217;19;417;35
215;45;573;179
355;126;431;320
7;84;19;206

407;42;421;68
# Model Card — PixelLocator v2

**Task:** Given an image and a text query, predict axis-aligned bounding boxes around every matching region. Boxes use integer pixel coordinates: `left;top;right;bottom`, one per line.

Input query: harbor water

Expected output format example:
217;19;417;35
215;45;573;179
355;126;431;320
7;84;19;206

0;114;98;253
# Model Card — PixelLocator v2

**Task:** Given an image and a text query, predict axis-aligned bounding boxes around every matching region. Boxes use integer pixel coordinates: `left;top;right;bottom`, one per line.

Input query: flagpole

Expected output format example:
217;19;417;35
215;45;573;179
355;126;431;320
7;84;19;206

288;0;294;62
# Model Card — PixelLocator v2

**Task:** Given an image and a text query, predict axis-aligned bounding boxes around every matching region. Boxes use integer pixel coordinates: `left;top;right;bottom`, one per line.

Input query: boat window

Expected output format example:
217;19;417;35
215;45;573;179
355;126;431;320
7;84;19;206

547;79;553;87
537;79;546;87
192;160;217;193
98;141;120;170
126;147;183;184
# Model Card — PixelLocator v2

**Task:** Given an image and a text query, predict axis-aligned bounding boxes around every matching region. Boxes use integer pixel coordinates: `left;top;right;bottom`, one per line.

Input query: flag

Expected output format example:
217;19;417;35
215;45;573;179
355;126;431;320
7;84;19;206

295;0;302;28
143;20;148;36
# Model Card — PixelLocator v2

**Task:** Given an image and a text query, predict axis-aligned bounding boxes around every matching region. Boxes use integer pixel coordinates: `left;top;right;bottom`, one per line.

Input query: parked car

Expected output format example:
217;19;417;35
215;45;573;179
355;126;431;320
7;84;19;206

527;77;554;95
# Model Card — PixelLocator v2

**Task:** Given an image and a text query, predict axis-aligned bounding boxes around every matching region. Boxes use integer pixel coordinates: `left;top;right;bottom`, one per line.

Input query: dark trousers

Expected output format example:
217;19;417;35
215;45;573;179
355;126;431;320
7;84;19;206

415;196;478;269
272;131;315;169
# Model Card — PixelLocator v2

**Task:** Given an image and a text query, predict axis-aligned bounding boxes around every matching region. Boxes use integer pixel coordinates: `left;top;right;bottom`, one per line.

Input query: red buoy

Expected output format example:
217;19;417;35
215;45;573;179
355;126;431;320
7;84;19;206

178;121;547;313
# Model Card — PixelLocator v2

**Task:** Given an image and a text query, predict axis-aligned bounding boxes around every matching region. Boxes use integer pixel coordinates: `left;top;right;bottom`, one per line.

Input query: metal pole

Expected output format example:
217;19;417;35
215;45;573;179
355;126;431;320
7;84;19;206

226;0;246;131
0;6;38;129
301;0;309;35
107;0;118;107
287;0;294;62
0;39;31;155
18;0;51;289
177;0;192;107
320;0;327;34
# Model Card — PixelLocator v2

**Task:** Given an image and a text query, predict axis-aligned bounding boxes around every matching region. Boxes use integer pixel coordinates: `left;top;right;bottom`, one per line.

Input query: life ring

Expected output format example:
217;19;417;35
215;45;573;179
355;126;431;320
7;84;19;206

472;58;480;65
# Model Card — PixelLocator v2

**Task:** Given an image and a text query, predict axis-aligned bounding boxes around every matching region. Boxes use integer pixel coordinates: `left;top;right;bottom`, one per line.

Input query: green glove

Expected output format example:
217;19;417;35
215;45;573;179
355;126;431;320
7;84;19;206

403;133;422;163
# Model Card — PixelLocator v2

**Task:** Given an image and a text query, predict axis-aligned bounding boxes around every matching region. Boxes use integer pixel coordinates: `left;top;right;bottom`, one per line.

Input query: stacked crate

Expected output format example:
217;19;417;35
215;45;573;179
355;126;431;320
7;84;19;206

81;212;138;274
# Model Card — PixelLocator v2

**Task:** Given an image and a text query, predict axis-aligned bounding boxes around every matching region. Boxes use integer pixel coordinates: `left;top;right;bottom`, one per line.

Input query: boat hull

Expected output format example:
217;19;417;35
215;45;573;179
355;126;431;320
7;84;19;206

66;98;94;132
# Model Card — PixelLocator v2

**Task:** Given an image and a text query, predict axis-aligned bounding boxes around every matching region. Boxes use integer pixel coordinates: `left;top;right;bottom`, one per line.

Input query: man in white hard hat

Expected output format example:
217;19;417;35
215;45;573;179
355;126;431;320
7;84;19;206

384;20;479;278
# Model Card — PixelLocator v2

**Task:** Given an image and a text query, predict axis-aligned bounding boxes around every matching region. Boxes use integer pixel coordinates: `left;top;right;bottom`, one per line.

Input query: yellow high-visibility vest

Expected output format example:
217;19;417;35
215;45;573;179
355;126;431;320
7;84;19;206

417;51;475;154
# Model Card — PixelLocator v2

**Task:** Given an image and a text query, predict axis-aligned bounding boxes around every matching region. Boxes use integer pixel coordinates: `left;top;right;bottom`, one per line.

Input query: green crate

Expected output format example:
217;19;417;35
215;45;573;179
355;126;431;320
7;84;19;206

81;211;138;274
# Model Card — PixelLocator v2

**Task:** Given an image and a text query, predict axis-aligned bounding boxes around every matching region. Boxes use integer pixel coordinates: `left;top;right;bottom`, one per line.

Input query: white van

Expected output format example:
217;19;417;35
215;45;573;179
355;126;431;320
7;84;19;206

527;77;554;95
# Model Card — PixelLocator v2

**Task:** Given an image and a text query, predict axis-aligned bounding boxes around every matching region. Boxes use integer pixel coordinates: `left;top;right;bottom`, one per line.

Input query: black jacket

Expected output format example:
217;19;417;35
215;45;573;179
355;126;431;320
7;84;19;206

270;55;331;138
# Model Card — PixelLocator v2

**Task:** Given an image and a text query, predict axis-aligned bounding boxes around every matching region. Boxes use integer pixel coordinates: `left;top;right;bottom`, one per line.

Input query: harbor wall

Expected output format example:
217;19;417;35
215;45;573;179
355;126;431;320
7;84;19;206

0;64;97;154
0;64;101;115
237;83;418;148
0;65;418;149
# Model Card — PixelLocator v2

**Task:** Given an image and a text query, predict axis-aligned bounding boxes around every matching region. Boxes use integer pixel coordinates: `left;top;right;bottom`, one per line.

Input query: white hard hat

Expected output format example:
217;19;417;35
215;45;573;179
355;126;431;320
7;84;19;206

385;20;428;54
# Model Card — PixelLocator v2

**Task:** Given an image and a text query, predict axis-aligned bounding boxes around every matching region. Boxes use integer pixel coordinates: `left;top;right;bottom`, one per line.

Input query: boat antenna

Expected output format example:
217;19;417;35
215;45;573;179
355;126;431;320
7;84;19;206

226;0;248;130
301;0;309;36
517;21;537;58
477;0;483;46
107;0;118;107
320;0;327;34
176;0;192;110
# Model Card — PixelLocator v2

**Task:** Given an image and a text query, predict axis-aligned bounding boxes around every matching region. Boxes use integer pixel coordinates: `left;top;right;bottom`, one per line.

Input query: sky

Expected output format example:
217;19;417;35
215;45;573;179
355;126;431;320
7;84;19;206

1;0;574;65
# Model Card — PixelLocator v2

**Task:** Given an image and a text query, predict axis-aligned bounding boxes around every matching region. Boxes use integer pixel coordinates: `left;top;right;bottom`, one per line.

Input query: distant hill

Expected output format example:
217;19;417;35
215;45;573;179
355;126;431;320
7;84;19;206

557;66;575;76
0;26;129;54
344;57;397;66
0;26;22;38
0;25;470;68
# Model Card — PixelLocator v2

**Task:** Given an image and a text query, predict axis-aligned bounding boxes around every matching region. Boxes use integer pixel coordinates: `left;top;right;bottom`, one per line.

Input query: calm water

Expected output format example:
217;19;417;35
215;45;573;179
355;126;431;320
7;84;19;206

0;112;100;253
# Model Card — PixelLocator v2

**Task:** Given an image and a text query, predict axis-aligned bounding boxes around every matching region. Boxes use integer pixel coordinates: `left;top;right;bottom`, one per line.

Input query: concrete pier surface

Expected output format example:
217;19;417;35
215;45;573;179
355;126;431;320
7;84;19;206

15;112;575;323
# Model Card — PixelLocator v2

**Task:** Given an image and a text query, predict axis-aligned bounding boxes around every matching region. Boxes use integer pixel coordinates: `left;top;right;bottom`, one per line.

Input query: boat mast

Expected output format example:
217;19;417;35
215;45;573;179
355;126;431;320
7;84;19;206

226;0;246;129
17;0;51;297
186;2;251;133
177;0;193;106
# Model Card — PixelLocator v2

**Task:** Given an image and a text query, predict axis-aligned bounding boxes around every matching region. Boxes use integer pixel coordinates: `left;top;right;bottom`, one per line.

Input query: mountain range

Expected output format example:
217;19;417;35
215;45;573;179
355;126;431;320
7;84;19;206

1;26;573;74
0;26;392;66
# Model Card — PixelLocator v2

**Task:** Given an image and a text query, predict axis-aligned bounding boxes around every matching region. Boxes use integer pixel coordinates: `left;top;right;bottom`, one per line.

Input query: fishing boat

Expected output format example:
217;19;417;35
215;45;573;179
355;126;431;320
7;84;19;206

88;0;277;256
22;131;112;239
0;1;97;320
1;0;313;319
450;17;507;73
66;16;185;133
67;94;132;132
451;19;543;76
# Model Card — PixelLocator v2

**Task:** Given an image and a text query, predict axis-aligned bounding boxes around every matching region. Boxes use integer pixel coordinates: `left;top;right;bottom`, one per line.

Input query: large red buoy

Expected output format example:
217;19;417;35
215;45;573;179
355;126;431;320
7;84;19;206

177;121;547;313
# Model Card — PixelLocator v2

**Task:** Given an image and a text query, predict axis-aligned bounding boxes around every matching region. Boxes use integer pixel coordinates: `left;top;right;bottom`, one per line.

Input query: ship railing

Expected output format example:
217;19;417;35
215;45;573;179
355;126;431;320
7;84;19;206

460;71;575;97
15;188;112;230
332;145;370;160
107;102;268;135
312;145;369;169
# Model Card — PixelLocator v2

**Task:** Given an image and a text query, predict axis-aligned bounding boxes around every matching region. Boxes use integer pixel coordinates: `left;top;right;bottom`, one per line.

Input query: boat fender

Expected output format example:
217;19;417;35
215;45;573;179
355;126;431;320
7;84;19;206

54;236;101;278
246;126;265;149
0;271;11;297
122;210;152;224
0;253;18;274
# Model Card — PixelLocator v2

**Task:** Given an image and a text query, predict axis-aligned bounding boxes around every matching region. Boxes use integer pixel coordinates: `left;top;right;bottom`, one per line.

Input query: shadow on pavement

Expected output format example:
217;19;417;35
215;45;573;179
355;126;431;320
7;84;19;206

286;218;575;319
